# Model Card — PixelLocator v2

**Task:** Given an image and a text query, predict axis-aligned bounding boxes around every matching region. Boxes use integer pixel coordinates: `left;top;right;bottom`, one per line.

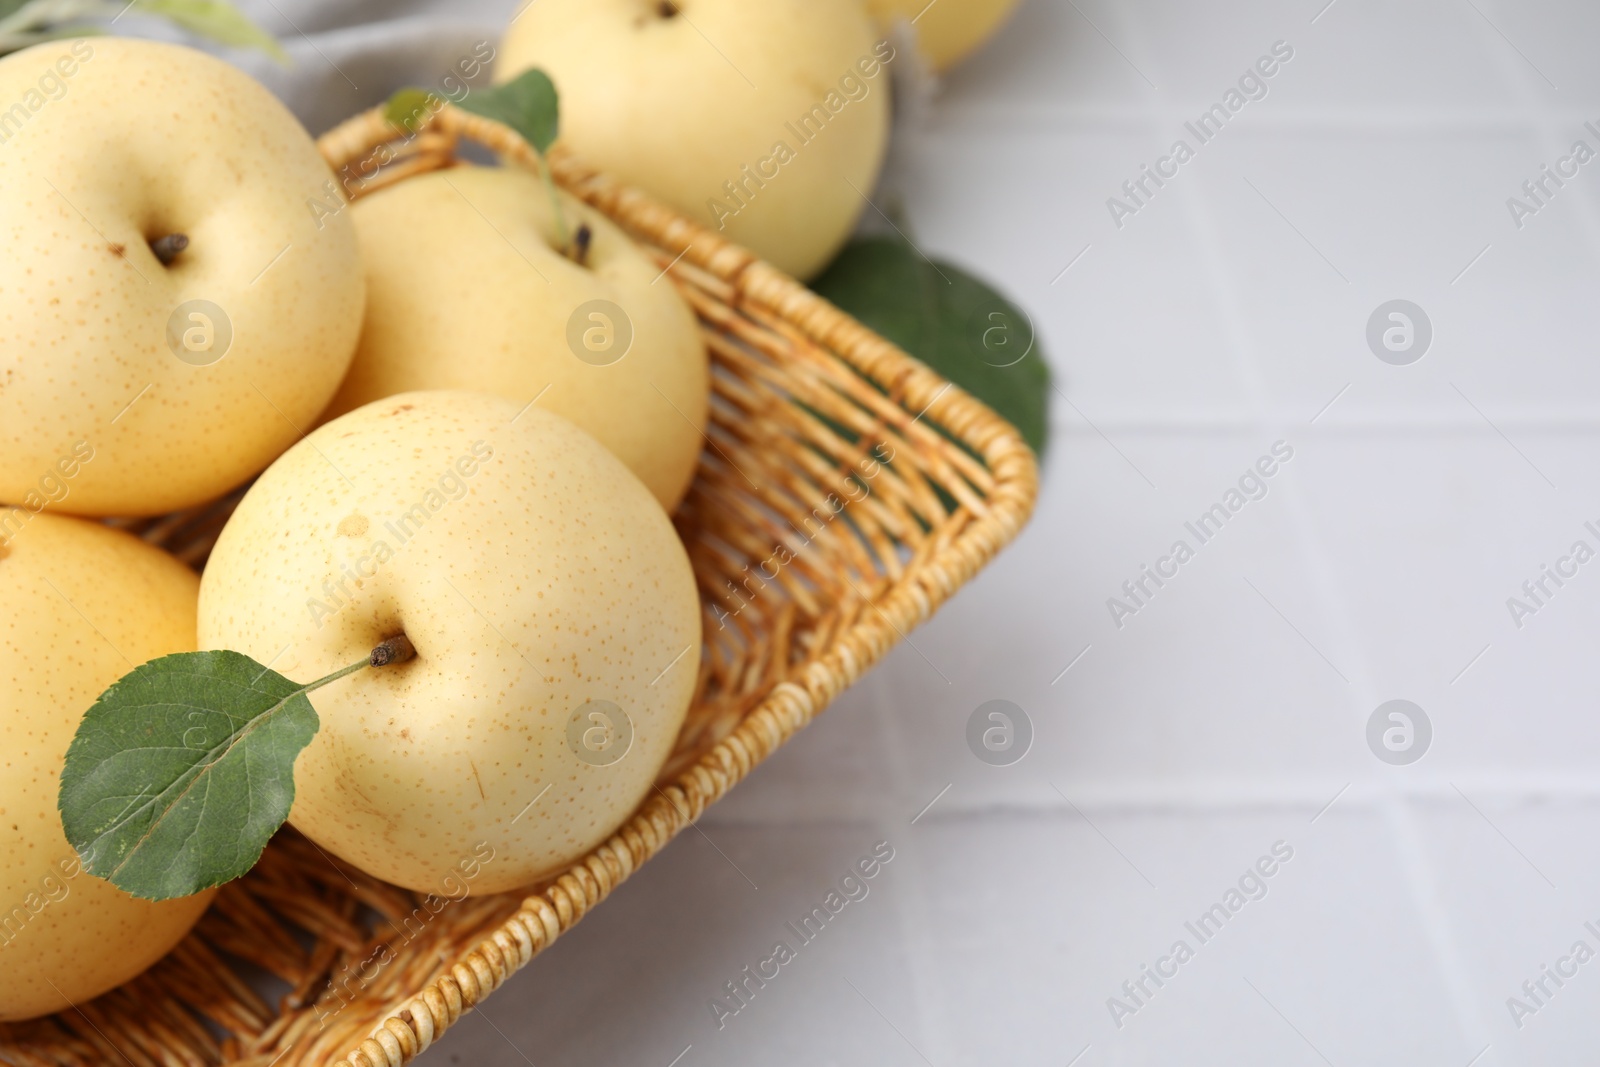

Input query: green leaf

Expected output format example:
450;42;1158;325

0;27;105;56
125;0;289;64
58;650;323;901
384;86;441;134
810;236;1051;458
456;67;559;153
0;0;98;55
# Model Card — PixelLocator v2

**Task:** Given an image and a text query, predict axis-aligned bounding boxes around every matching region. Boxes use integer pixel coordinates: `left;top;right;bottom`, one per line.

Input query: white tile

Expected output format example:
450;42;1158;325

419;824;919;1067
1409;797;1600;1065
936;0;1163;118
909;805;1469;1065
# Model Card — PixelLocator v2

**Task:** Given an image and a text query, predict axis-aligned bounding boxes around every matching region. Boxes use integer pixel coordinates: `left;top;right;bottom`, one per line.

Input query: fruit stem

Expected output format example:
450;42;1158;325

303;635;415;694
304;657;371;693
150;233;189;266
535;150;575;260
369;634;416;667
572;222;593;267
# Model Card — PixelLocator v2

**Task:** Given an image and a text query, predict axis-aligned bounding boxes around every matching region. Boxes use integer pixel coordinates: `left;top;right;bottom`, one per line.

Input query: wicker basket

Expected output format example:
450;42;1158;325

0;104;1038;1067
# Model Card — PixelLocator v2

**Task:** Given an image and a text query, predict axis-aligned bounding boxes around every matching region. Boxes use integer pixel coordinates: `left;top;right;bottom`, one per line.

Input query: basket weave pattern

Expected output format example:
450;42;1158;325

0;105;1038;1067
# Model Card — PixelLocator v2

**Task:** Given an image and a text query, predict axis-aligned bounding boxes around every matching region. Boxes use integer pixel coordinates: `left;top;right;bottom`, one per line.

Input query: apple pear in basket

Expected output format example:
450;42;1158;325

0;513;215;1020
0;38;364;517
325;164;708;511
197;391;702;894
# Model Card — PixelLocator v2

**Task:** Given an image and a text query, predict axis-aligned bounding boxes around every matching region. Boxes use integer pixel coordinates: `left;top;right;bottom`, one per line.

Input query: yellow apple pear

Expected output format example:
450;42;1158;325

0;38;365;518
867;0;1022;72
0;511;214;1020
497;0;891;280
197;391;702;894
326;165;708;510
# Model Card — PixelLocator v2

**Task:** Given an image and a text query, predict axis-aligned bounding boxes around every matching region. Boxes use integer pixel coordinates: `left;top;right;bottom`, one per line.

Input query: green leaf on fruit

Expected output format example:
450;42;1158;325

58;650;323;901
810;235;1051;458
456;67;560;153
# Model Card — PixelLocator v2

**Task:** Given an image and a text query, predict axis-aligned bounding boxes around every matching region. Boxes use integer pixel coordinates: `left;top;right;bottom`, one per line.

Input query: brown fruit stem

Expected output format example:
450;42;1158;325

572;222;593;266
150;233;188;266
369;634;416;667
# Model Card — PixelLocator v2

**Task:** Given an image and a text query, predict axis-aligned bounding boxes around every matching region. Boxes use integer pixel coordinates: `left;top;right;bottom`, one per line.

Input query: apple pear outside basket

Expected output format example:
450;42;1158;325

1;103;1038;1067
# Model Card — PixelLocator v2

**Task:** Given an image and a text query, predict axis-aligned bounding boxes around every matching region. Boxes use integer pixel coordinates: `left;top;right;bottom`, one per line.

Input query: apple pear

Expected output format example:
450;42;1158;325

866;0;1021;72
497;0;891;280
0;38;365;518
197;391;702;894
0;511;213;1020
325;165;708;510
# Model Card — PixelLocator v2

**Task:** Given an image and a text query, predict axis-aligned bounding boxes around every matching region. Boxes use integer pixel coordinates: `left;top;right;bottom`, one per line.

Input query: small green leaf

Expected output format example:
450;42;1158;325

0;27;104;56
58;650;322;901
0;0;99;56
456;67;559;153
126;0;289;64
384;86;441;134
810;236;1051;458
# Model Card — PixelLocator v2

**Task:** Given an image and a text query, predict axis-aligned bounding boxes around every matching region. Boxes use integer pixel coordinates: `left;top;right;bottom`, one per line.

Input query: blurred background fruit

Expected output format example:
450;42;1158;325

865;0;1022;72
497;0;890;280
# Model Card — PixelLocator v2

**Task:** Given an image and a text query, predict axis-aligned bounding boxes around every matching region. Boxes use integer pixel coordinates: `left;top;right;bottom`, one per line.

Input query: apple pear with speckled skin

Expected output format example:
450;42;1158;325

0;38;365;518
0;512;215;1021
196;391;702;894
497;0;890;281
324;164;709;511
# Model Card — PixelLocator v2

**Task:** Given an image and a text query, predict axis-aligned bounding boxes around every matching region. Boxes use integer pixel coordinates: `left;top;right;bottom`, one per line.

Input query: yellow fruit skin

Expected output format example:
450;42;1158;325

327;166;709;511
867;0;1022;71
0;511;213;1021
497;0;890;280
0;38;365;518
197;391;702;895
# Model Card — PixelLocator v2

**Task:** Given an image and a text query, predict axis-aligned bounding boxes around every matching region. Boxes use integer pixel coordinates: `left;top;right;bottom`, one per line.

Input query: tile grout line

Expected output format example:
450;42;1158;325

867;668;953;1063
697;781;1600;828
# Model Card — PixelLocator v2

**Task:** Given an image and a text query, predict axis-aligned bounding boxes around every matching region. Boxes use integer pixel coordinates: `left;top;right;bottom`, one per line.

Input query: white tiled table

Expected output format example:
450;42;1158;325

228;1;1600;1062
